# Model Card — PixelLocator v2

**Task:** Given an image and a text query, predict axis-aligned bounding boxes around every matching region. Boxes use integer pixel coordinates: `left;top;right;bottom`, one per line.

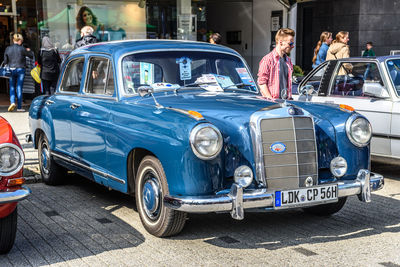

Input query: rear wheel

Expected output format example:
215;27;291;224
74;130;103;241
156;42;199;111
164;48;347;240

38;134;66;185
0;207;17;254
135;156;187;237
303;197;347;216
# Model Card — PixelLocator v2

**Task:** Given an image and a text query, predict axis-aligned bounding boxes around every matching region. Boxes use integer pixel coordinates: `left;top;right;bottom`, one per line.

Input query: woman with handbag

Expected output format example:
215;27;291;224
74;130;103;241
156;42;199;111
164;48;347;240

3;33;33;112
38;36;61;95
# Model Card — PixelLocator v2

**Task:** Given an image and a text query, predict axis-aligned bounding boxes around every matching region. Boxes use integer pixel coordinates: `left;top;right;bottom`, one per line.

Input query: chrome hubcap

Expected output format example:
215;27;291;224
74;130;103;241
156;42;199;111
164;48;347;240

41;144;50;175
142;175;161;220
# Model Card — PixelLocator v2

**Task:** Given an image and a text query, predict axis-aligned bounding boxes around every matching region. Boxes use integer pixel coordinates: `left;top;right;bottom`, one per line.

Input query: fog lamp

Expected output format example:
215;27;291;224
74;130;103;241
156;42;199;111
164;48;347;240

234;166;253;188
330;156;347;178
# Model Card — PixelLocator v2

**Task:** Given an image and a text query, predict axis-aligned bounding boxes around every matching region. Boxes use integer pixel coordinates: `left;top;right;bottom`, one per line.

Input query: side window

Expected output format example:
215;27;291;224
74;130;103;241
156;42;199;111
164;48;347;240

331;62;385;97
86;57;115;96
302;64;327;92
60;57;85;92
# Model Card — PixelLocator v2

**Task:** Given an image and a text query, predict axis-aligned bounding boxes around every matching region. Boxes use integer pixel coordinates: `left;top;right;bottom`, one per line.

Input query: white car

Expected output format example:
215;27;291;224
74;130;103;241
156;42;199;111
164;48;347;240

294;56;400;164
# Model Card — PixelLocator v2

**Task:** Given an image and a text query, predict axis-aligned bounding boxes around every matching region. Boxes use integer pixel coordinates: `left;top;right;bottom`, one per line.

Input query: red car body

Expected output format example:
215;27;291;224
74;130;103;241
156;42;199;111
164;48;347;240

0;116;30;254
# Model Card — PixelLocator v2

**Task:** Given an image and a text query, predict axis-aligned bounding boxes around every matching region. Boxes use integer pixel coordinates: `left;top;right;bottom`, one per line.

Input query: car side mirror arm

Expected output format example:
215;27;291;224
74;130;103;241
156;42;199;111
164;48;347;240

138;86;164;108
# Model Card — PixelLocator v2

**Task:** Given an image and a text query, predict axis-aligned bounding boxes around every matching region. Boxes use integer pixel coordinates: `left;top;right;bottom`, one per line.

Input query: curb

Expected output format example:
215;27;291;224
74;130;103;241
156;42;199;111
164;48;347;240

24;174;42;184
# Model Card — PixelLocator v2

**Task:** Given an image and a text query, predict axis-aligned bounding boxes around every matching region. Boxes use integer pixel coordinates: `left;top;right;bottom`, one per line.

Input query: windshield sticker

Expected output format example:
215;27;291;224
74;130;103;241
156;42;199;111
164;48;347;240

140;62;154;85
236;68;256;86
151;83;180;90
176;57;192;80
194;74;234;91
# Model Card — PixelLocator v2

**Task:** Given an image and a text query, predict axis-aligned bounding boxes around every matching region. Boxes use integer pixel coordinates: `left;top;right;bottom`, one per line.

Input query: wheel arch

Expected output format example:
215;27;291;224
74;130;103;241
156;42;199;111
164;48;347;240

34;128;46;149
127;147;156;195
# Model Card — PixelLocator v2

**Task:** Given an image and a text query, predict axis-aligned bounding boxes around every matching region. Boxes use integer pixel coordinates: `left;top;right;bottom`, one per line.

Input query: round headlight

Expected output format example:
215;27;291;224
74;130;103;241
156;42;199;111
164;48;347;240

234;165;253;188
190;124;223;160
330;156;347;177
0;143;24;177
346;115;372;147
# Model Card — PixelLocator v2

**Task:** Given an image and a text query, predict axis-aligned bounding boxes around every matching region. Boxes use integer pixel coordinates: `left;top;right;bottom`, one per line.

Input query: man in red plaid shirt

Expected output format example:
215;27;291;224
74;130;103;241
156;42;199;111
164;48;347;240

257;28;295;99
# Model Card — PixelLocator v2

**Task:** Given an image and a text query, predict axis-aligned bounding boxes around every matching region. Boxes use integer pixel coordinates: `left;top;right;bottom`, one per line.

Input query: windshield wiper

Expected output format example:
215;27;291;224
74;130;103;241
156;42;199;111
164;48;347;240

175;82;217;93
222;83;253;90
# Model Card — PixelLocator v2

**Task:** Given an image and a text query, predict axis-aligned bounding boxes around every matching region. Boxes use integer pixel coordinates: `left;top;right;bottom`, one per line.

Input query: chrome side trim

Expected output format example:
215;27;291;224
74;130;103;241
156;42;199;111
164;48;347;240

0;186;31;204
164;169;384;216
51;151;126;184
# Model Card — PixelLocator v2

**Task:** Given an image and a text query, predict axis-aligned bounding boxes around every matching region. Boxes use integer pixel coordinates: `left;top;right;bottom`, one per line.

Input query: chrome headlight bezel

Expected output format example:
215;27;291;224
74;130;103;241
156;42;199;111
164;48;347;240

0;143;25;177
330;156;348;177
189;123;223;160
346;114;372;147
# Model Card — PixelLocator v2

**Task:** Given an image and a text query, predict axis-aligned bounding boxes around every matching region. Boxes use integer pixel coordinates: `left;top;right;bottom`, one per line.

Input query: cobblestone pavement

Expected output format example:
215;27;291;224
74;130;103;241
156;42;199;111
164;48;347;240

1;109;400;266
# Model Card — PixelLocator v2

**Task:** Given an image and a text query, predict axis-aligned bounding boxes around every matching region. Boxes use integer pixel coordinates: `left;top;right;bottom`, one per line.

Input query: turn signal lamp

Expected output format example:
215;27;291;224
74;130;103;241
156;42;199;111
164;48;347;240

339;104;355;112
7;177;25;187
188;110;203;120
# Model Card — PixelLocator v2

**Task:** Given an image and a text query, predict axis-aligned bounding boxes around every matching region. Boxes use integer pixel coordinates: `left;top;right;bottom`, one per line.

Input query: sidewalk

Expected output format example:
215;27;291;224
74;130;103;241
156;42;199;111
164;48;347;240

0;93;32;108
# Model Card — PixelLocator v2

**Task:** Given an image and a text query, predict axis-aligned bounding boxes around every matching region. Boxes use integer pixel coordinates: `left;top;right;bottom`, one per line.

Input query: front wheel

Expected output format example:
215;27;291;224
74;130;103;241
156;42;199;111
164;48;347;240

135;156;187;237
38;134;66;185
302;197;347;216
0;207;17;254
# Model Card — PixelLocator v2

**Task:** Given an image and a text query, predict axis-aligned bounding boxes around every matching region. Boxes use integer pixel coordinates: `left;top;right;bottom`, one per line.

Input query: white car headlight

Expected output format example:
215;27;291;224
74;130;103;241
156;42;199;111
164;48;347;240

346;115;372;147
190;124;223;160
0;143;24;177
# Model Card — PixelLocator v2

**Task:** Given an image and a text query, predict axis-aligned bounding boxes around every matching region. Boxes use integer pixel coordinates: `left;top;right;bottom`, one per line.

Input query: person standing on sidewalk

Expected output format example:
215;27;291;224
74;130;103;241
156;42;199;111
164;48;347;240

362;42;375;57
257;28;295;99
312;31;332;68
326;31;352;75
38;36;61;95
3;33;33;112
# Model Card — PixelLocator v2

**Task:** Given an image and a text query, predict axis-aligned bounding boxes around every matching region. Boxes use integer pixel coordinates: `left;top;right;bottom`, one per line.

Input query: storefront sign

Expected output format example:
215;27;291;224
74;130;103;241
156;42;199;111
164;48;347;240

271;16;280;31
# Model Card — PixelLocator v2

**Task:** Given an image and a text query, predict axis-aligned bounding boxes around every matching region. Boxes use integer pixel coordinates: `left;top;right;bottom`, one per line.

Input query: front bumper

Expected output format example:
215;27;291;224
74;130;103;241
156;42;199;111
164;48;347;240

164;169;384;220
0;185;31;204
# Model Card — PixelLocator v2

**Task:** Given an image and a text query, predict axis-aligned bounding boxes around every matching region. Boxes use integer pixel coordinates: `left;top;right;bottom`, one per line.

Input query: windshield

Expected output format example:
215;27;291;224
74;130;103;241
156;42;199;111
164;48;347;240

121;51;257;94
387;59;400;95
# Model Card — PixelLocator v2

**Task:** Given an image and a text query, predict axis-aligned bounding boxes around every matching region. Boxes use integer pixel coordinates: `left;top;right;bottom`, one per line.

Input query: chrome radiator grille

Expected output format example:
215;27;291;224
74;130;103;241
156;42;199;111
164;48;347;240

260;117;318;189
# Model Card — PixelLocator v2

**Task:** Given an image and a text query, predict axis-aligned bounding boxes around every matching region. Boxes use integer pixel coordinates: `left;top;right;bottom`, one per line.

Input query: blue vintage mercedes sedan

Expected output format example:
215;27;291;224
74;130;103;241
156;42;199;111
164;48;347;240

28;40;384;237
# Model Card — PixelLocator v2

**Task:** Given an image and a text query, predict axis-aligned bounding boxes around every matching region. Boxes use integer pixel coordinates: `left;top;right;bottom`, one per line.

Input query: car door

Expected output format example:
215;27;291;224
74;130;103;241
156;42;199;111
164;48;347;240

315;60;393;156
70;56;116;186
385;58;400;158
50;56;85;156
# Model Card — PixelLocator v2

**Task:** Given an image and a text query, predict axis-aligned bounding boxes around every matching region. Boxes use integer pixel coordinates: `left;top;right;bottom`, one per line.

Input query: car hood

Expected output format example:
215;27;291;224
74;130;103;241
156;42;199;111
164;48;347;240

128;91;357;177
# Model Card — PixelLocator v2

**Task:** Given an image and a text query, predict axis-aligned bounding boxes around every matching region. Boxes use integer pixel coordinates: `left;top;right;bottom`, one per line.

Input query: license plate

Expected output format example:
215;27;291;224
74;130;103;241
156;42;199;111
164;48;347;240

274;184;338;209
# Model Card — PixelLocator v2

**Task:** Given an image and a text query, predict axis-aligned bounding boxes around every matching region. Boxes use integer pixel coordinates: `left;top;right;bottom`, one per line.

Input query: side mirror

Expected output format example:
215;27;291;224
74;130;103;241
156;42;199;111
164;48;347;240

138;86;154;97
363;82;390;98
300;84;317;95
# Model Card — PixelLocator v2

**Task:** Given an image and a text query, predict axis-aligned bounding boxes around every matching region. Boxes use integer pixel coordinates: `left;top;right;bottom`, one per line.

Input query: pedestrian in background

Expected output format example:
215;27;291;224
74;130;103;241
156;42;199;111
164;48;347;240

362;42;375;57
38;36;61;95
326;31;351;75
209;33;222;44
257;28;295;99
312;31;332;68
74;26;98;49
3;33;33;112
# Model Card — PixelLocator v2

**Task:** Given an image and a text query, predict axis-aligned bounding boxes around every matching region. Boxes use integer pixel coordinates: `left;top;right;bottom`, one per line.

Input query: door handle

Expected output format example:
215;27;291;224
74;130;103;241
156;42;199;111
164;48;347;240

45;100;54;105
70;103;81;110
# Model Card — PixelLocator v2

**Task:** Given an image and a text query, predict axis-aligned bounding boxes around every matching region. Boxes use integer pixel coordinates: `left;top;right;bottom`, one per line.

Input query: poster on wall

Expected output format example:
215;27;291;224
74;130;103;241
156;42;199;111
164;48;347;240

42;1;146;51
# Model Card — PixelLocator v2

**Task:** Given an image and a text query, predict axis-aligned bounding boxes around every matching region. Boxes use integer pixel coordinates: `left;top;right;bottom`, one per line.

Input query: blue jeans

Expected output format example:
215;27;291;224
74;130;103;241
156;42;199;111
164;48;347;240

9;68;25;109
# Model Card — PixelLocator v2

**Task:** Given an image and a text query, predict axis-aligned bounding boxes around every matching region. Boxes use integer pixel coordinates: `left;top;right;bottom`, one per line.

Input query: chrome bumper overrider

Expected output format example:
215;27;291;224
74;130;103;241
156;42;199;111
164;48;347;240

0;186;31;204
164;170;384;220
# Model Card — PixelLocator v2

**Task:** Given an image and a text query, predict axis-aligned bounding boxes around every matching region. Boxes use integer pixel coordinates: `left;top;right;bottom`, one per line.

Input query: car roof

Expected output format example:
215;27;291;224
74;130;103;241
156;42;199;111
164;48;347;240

69;39;242;59
334;55;400;63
